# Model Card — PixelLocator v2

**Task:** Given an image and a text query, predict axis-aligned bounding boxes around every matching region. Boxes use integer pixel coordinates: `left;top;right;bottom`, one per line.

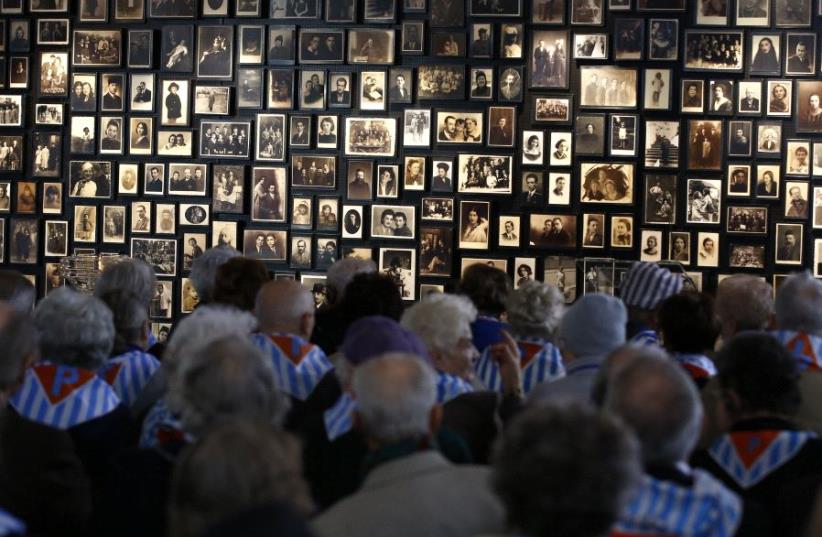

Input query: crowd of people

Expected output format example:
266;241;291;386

1;256;822;537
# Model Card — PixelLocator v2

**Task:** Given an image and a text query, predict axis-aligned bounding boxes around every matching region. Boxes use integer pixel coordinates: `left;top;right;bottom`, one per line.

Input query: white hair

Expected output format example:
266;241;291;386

326;258;377;301
189;246;241;304
34;287;114;370
505;281;565;341
775;271;822;335
716;275;773;333
95;258;157;309
352;353;437;443
401;293;477;353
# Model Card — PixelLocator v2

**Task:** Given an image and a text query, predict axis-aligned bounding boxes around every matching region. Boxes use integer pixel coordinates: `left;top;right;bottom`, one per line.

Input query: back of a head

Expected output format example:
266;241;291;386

558;293;626;359
0;306;38;397
254;280;314;335
658;292;718;354
326;258;377;304
190;246;241;304
34;287;114;370
458;264;511;317
401;293;477;355
352;353;437;444
98;289;148;354
604;351;702;465
213;257;270;311
775;271;822;335
338;272;404;323
0;270;35;313
505;281;564;340
95;258;157;309
715;275;773;336
177;334;285;437
716;332;801;417
169;421;312;537
492;405;641;537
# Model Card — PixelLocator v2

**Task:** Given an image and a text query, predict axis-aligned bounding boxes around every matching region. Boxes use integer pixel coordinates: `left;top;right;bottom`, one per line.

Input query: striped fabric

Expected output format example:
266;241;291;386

770;330;822;371
708;429;817;489
323;371;474;441
630;330;660;347
99;349;161;407
9;362;121;430
673;353;717;380
475;337;564;394
139;398;186;449
0;508;24;536
250;332;334;400
613;469;742;537
620;262;683;310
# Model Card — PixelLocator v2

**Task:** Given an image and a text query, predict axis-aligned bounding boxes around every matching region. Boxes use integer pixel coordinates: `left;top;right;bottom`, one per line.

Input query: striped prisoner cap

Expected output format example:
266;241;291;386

620;262;683;310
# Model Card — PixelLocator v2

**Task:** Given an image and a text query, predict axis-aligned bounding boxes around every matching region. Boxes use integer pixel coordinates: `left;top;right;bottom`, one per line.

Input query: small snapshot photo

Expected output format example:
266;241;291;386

545;256;577;303
521;130;544;165
785;180;810;218
457;155;513;195
549;132;572;165
775;222;803;265
347;29;395;64
696;232;719;268
131;237;178;276
796;80;822;133
419;227;452;278
421;197;454;221
157;129;192;157
346;160;373;200
785;33;816;75
683;30;743;71
583;257;615;295
767;80;793;116
251;166;287;223
610;115;637;157
118;165;139;195
458;200;490;249
610;215;633;248
644;174;677;225
403;156;425;191
498;215;521;247
194;85;230;115
548;172;571;205
379;248;416;301
44;220;68;256
73;205;97;243
749;33;781;75
10;218;38;263
342;205;363;239
786;140;811;175
727;164;752;196
644;120;680;168
755;164;780;198
529;214;577;248
738;81;762;113
686;178;721;224
729;244;765;269
727;206;768;234
581;213;605;248
668;232;691;265
575;114;605;155
168;163;207;196
371;204;416;239
199;121;251;158
243;229;286;261
681;79;704;113
579;162;634;203
377;165;400;198
640;230;663;262
687;120;723;170
574;34;607;59
161;80;189;126
578;66;638;108
69;160;112;198
101;206;126;244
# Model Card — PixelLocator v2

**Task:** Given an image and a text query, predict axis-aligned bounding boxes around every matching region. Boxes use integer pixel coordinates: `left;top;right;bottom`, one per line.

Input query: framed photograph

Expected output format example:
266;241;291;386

569;0;603;24
680;79;704;113
37;52;68;97
458;201;490;249
737;0;770;25
431;0;463;26
9;57;28;89
421;197;454;221
668;232;691;265
132;238;177;277
533;0;566;21
126;29;152;68
417;65;465;100
117;164;138;196
644;120;680;168
346;160;373;201
687;120;723;170
128;74;154;113
236;0;262;16
785;33;816;75
815;143;822;176
388;68;412;104
737;80;762;114
648;19;678;60
686;178;721;224
471;0;521;15
749;33;781;75
757;121;782;156
609;115;637;157
708;79;735;115
327;0;356;21
168;163;207;196
643;69;671;110
582;213;605;248
430;160;453;192
614;18;644;60
36;103;63;127
684;31;744;71
143;164;165;196
432;31;466;58
199;121;250;158
73;30;120;66
298;28;344;64
468;68;493;101
786;140;811;175
513;258;537;290
727;206;767;234
212;221;237;249
814;240;822;277
500;24;524;59
486;107;516;148
100;206;126;244
404;156;425;191
470;24;493;58
160;25;193;73
129;118;153;155
696;232;719;267
640;230;663;262
42;182;62;213
727;165;752;197
249;167;287;224
403;109;431;148
290;197;312;231
695;0;728;24
533;95;573;124
775;223;803;265
575;114;605;156
161;79;189;126
73;205;97;244
775;0;811;26
813;187;822;228
211;165;244;214
316;198;339;233
291;155;335;188
16;182;34;213
638;0;685;9
237;68;263;109
579;66;637;108
548;172;571;205
0;95;20;128
348;29;394;65
579;162;634;203
98;117;124;155
157;129;192;157
268;26;295;64
149;0;193;16
371;204;416;240
418;228;452;279
341;205;364;239
518;172;544;208
237;25;265;65
0;183;9;213
495;215;520;248
522;131;544;165
359;71;386;111
254;114;286;161
755;164;780;198
267;69;294;110
323;72;349;110
196;26;233;79
243;228;286;261
202;0;229;15
37;19;69;46
270;0;319;18
529;30;569;89
377;165;400;198
729;244;765;269
796;81;822;133
728;120;753;157
69;160;112;198
574;34;607;60
344;117;396;158
379;248;416;301
785;181;810;218
130;202;149;233
529;214;577;249
401;21;424;55
436;111;484;145
0;136;21;171
457;155;513;195
644;174;676;224
610;215;633;248
767;80;793;116
192;86;227;116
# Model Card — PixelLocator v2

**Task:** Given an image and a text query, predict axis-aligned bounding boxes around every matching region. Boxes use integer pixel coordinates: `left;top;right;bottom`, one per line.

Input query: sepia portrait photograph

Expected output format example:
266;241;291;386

683;30;743;71
102;206;126;244
727;206;768;233
342;205;363;239
157;129;192;157
344;117;396;158
10;218;37;263
775;222;803;264
749;33;781;75
458;200;490;249
529;214;577;248
371;204;417;240
582;213;605;248
417;65;465;100
644;174;677;224
644;120;679;168
377;165;400;198
199;121;250;158
256;114;286;161
251;167;287;223
31;132;60;177
579;162;634;203
359;71;385;111
268;26;295;64
346;160;373;200
533;96;572;123
194;85;230;115
579;66;637;108
436;111;484;145
244;229;287;261
640;230;663;262
270;0;319;18
161;79;189;126
727;165;752;196
380;248;415;301
529;30;568;88
737;80;762;114
73;30;121;67
117;164;138;196
421;197;453;221
291;155;335;188
737;0;770;25
668;232;691;265
212;165;244;214
729;244;765;269
196;26;233;79
404;156;425;191
756;164;780;198
168;162;207;196
785;33;816;75
688;120;723;170
796;81;822;133
348;29;394;64
69;160;111;198
161;25;193;72
457;155;513;195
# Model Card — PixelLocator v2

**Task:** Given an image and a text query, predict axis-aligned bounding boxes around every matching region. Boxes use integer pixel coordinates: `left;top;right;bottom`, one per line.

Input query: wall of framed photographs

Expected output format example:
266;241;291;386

0;0;821;321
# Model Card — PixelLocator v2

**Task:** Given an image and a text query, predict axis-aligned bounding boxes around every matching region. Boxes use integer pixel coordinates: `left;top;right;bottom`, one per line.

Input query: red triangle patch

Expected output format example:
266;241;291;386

786;333;821;371
33;364;96;405
730;430;780;469
271;335;312;365
518;342;543;369
101;362;123;386
682;363;710;379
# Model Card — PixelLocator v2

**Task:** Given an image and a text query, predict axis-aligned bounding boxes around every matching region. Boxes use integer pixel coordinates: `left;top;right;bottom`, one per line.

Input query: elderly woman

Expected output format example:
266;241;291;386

475;281;565;394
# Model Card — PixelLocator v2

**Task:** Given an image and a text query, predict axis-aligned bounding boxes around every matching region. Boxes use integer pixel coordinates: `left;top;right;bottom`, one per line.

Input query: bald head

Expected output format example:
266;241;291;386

255;280;316;339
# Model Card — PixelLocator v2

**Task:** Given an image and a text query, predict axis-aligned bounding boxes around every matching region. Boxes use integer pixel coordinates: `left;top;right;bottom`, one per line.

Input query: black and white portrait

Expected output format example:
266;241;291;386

579;66;637;108
161;25;193;72
530;30;568;88
196;26;233;79
69;160;112;198
644;174;677;224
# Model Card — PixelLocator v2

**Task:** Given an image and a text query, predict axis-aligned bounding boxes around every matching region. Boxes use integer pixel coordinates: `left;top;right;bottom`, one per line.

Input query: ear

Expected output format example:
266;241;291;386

299;312;315;339
428;404;443;435
721;388;743;419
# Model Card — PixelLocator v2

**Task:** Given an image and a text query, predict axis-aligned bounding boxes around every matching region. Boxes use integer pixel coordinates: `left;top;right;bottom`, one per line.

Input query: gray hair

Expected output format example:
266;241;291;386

401;293;477;354
98;290;147;355
189;245;241;304
176;335;286;438
34;287;114;370
0;270;35;313
95;258;157;309
505;281;565;341
605;352;702;465
352;353;437;443
0;307;38;394
169;421;312;537
492;405;641;537
326;258;377;302
715;275;773;334
775;271;822;335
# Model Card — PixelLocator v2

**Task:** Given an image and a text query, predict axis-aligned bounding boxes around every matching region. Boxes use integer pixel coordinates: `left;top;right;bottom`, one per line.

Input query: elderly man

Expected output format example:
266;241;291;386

0;270;35;312
313;354;506;537
715;275;774;342
619;261;683;346
771;272;822;370
657;292;719;386
692;333;822;536
252;280;333;401
95;258;157;309
475;281;565;395
605;349;749;535
493;405;641;537
189;245;241;305
529;293;626;406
